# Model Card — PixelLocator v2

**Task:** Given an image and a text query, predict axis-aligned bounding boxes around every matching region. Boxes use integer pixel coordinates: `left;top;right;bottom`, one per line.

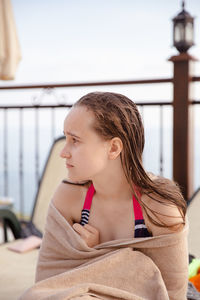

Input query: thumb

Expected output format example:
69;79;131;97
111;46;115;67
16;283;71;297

72;223;82;231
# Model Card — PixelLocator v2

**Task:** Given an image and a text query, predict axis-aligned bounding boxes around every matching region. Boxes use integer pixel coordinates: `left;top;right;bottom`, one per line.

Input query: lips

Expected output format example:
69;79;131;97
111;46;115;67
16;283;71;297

66;163;74;168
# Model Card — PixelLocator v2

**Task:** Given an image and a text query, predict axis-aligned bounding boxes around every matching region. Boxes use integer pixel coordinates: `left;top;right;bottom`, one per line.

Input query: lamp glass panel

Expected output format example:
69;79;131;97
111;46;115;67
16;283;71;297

174;22;185;42
185;22;193;43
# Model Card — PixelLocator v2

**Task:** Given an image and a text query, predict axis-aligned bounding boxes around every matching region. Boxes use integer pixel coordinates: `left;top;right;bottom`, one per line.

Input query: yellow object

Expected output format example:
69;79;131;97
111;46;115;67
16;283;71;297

189;258;200;279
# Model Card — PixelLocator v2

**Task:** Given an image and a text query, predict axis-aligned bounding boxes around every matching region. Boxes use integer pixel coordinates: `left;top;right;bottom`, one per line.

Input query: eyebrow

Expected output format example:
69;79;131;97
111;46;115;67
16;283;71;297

63;130;81;139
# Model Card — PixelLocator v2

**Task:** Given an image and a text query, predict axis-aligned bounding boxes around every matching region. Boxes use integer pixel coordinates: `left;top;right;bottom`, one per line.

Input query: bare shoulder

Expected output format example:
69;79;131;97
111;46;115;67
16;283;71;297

51;181;88;226
141;173;185;236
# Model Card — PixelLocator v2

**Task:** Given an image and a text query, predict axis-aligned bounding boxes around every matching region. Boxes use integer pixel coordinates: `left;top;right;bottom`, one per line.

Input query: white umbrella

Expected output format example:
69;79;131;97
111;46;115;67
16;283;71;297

0;0;21;80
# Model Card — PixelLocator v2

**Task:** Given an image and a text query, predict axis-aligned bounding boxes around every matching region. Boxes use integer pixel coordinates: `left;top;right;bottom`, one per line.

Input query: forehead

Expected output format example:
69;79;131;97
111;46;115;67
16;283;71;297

64;106;95;134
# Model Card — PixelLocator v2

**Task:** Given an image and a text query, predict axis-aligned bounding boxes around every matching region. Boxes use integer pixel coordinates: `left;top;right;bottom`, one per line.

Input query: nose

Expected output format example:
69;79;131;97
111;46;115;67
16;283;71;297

60;144;71;159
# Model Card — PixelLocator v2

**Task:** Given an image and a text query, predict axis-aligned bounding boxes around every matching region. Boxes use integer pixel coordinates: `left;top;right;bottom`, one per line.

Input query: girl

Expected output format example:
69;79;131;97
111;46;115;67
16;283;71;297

55;91;186;247
49;91;188;298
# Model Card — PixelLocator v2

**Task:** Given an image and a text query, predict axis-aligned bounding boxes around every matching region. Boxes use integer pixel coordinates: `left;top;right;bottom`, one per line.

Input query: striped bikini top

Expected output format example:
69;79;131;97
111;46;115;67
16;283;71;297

80;184;151;238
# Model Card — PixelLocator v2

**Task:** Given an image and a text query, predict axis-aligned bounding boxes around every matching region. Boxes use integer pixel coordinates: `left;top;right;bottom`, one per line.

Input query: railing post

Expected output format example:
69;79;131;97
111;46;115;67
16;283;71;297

169;53;196;200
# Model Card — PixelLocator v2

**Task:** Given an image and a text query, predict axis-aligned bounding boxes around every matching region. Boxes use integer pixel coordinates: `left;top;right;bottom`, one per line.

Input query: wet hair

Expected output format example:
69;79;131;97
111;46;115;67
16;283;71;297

73;91;186;228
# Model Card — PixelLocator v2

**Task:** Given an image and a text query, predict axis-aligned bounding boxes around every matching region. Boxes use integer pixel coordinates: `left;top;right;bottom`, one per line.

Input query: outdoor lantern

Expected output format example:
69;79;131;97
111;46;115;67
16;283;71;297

172;0;194;53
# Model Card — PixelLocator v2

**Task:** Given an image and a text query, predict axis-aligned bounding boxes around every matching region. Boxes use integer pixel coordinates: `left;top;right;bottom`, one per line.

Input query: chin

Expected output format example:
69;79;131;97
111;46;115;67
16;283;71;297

67;174;90;183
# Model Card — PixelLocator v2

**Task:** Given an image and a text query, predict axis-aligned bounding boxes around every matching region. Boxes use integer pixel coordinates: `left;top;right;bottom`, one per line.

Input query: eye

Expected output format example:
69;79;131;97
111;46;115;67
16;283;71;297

72;137;78;144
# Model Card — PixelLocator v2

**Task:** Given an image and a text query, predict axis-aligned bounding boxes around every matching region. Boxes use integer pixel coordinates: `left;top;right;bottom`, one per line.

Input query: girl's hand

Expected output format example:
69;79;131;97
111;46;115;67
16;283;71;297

72;223;100;248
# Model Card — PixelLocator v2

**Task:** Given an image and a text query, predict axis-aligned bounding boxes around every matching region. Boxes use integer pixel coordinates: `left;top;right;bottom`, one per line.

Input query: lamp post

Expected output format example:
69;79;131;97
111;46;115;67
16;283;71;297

172;0;194;53
169;1;196;200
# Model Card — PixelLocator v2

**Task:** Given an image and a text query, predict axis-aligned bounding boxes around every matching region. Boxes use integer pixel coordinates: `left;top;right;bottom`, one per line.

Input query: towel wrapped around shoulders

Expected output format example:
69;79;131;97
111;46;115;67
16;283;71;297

19;201;189;300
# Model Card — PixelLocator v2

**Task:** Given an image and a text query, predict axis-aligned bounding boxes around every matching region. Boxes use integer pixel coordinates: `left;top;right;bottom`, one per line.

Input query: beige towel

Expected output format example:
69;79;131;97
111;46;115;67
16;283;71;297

19;201;189;300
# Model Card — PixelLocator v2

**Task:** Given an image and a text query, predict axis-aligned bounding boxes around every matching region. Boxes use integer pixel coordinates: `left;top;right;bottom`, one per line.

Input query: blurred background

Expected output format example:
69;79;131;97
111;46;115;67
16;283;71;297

0;0;200;218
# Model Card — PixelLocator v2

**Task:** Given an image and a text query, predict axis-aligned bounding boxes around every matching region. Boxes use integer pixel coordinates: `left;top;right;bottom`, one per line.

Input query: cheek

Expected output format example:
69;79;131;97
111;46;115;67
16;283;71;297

74;141;109;168
88;147;108;167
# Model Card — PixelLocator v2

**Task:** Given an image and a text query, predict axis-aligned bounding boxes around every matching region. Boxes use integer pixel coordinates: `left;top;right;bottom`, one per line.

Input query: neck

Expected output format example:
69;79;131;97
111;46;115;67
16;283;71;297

91;158;133;202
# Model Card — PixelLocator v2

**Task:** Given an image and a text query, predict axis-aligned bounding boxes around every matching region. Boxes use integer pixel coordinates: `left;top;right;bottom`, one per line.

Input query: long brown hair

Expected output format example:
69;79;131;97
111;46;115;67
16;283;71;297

74;91;186;227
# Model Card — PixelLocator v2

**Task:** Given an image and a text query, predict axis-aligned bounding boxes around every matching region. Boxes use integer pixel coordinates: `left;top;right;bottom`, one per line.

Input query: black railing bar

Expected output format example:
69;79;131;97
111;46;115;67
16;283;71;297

0;104;73;109
51;108;55;141
192;76;200;82
0;78;173;90
0;102;173;109
191;100;200;104
35;108;40;192
19;108;24;218
137;101;172;106
3;109;8;196
159;105;164;176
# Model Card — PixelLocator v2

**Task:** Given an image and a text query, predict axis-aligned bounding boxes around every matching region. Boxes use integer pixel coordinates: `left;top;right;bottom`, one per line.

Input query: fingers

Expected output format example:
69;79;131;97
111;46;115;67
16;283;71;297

72;223;98;234
72;222;100;248
84;224;99;234
73;223;92;240
72;223;86;237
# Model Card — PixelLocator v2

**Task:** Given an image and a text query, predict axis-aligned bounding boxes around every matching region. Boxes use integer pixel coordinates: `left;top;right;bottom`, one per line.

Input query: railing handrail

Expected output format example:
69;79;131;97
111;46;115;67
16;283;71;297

0;76;200;90
3;100;200;108
0;101;173;109
192;76;200;82
0;76;199;91
0;78;173;90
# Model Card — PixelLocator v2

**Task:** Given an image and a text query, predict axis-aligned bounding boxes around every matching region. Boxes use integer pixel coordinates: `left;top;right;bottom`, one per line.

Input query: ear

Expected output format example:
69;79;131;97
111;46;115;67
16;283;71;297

108;137;123;160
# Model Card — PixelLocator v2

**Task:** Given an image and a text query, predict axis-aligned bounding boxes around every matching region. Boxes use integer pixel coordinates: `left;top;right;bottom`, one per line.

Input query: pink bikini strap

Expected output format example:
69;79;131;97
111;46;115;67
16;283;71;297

83;183;144;220
132;189;144;220
83;183;95;210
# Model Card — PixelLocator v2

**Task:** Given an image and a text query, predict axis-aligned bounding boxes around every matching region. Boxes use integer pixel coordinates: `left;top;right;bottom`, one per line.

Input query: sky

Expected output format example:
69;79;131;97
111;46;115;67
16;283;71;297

1;0;200;104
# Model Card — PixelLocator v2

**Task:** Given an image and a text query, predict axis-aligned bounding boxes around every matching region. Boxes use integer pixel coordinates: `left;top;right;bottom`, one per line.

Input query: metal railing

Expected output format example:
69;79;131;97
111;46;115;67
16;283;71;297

0;76;199;217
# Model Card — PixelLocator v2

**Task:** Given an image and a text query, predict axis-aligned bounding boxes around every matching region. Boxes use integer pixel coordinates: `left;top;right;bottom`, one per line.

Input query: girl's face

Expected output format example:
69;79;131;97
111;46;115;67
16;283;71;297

60;106;110;182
